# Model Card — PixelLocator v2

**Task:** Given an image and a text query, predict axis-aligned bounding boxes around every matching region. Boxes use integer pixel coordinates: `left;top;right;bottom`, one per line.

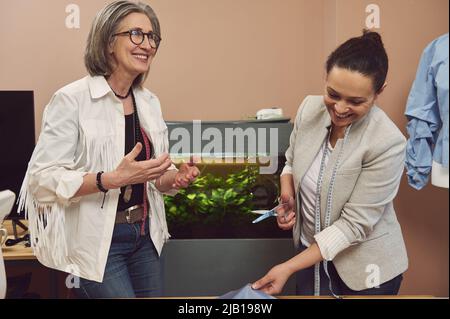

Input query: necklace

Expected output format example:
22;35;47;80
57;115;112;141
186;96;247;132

122;90;152;235
123;90;139;203
112;87;131;99
123;90;150;203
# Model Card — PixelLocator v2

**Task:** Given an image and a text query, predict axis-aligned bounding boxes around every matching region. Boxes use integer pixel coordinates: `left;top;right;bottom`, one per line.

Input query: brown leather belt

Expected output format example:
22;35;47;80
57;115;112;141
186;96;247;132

115;205;144;224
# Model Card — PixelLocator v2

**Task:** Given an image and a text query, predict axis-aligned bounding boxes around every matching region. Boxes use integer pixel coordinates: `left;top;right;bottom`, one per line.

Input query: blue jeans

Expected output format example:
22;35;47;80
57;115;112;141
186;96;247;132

296;245;403;296
73;218;163;298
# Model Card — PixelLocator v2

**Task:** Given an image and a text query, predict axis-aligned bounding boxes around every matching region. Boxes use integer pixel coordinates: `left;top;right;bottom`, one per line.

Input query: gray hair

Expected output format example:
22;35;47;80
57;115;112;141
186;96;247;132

84;1;161;86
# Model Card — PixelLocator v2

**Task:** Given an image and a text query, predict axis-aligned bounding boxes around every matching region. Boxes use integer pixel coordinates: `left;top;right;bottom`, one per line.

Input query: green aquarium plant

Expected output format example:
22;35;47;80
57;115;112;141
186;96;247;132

164;165;289;239
165;166;257;223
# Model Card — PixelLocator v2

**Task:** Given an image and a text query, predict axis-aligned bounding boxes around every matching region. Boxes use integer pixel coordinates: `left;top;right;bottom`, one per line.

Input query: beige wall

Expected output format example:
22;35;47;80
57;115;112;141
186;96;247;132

0;0;448;296
0;0;327;134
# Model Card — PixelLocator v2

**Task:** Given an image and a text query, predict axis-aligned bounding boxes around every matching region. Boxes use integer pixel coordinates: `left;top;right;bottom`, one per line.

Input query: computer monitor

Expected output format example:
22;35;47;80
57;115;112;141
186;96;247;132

0;91;35;219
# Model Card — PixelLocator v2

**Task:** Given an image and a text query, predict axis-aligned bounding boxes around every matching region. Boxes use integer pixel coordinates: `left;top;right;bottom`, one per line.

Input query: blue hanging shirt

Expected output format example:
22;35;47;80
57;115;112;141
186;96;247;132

405;33;449;190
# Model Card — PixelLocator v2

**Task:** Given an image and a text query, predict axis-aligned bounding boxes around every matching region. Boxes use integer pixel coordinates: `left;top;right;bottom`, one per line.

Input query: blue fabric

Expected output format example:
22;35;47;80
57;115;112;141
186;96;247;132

219;284;276;299
73;219;163;298
405;33;449;190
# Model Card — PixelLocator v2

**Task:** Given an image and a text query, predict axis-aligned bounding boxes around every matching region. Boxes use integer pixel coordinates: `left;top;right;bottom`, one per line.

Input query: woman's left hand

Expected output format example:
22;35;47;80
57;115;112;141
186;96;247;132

251;263;293;295
173;161;200;189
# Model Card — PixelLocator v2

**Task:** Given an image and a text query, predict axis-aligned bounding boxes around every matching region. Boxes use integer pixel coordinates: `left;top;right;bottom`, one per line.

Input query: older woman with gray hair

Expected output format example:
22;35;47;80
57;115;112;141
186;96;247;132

18;1;199;298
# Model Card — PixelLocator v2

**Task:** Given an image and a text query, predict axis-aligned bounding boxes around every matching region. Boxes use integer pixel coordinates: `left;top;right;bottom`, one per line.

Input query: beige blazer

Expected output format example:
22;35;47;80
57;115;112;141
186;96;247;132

286;95;408;291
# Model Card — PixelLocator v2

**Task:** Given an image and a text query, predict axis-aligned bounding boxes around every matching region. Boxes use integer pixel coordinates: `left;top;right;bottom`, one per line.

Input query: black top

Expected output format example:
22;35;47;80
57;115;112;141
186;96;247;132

116;112;153;211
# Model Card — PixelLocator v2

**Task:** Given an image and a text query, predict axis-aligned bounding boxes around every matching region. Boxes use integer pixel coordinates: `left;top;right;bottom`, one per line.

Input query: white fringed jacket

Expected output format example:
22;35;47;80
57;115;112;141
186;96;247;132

18;76;177;282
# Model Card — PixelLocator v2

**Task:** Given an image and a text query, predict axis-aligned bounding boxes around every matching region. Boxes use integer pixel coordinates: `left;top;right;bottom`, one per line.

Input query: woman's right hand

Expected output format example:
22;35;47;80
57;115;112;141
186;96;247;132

276;193;296;230
108;142;172;188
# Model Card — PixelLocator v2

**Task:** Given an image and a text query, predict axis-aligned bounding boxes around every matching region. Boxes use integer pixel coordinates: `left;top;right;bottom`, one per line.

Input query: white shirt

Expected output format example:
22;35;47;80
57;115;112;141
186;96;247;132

299;141;333;247
18;76;177;282
282;136;349;261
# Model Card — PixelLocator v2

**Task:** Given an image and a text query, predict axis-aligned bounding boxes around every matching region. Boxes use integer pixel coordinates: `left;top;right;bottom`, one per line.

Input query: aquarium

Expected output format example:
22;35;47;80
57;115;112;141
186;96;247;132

165;120;293;239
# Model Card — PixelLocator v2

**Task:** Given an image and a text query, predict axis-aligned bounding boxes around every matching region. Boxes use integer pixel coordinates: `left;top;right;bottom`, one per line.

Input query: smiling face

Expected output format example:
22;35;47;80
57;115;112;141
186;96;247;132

109;12;155;80
324;67;384;130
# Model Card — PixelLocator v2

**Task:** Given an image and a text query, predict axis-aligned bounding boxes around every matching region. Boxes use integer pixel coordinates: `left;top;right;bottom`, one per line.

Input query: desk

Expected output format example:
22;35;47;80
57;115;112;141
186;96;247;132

279;295;440;299
158;295;439;299
1;219;34;261
2;238;34;261
1;221;61;298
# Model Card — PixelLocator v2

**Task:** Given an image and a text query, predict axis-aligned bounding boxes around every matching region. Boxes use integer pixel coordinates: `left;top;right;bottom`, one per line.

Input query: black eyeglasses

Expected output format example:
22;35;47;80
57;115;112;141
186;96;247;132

113;29;161;49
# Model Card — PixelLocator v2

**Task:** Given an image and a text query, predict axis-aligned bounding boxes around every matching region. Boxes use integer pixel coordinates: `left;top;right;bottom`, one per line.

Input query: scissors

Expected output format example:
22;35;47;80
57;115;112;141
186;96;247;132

251;203;289;224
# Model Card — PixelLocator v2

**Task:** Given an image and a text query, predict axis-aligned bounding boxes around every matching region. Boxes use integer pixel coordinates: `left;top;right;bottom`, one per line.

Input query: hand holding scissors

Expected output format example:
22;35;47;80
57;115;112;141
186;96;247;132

276;194;296;230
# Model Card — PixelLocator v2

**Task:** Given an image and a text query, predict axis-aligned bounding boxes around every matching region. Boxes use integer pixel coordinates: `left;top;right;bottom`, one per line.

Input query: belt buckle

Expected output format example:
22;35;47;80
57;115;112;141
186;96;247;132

124;205;141;224
125;211;132;224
